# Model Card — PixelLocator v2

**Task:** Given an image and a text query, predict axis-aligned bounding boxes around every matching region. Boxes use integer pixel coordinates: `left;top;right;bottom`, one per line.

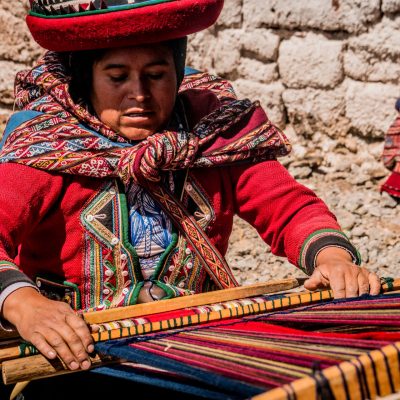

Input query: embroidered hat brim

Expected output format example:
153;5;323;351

26;0;223;52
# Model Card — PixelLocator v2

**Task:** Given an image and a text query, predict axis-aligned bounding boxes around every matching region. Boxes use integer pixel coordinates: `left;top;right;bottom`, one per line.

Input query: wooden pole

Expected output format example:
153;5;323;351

83;277;400;325
2;353;117;385
10;381;30;400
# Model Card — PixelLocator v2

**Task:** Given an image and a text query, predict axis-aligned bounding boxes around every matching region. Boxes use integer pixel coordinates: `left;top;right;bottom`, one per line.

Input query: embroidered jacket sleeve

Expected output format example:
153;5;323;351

0;163;65;299
230;160;360;275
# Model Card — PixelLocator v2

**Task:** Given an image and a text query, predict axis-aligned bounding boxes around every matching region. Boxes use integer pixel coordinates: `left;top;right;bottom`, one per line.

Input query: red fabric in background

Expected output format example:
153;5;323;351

381;171;400;198
381;107;400;198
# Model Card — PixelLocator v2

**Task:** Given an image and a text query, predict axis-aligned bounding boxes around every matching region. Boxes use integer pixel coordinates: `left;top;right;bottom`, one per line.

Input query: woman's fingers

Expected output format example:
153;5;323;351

327;273;346;299
369;272;382;295
29;331;58;360
44;328;83;370
343;268;360;298
305;262;381;299
303;268;329;291
343;267;380;298
66;313;95;354
357;269;371;296
55;321;92;369
28;316;92;370
28;328;82;370
3;289;94;370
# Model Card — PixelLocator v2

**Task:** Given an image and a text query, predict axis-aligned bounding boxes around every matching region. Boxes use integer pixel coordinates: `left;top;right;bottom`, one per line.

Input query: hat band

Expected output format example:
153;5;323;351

31;0;176;17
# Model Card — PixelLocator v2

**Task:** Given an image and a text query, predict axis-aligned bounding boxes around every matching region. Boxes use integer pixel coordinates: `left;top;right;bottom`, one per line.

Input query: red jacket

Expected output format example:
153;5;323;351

0;160;349;311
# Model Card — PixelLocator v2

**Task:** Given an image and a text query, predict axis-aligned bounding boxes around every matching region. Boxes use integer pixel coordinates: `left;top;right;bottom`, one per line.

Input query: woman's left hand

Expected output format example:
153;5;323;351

303;247;381;299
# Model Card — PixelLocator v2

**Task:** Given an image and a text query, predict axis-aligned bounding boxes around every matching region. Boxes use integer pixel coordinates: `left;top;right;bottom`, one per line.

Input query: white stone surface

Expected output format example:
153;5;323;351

382;0;400;14
279;33;343;89
0;0;30;18
216;0;242;27
345;80;399;137
282;85;348;137
186;4;399;139
237;59;278;84
233;79;286;127
0;9;42;64
213;29;242;76
240;29;280;61
186;30;216;74
0;60;27;105
344;16;400;83
242;0;381;33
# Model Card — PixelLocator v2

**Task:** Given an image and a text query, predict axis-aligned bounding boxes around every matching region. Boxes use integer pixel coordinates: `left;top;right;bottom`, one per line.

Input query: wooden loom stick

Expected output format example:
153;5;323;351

0;345;25;364
83;277;400;325
83;277;303;324
10;381;29;400
90;287;334;342
381;277;400;292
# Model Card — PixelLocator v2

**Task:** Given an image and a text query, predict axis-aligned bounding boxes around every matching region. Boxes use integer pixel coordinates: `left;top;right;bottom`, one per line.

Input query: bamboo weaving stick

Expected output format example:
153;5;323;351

83;277;400;325
83;277;304;324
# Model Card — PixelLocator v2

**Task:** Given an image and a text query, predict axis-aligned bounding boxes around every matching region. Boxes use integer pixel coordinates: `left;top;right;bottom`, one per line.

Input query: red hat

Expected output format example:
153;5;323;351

27;0;223;52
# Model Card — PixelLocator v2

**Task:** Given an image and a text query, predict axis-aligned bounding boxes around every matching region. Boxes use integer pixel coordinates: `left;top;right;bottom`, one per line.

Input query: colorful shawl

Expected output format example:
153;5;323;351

1;51;290;186
0;51;291;290
381;99;400;199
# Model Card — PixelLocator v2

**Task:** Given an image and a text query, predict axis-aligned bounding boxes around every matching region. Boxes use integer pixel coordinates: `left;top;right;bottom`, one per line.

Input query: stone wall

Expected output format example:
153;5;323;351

187;0;400;140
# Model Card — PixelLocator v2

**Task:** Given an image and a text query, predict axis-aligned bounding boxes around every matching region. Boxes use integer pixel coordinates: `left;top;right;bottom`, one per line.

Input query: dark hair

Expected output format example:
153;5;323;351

67;37;188;106
68;49;106;105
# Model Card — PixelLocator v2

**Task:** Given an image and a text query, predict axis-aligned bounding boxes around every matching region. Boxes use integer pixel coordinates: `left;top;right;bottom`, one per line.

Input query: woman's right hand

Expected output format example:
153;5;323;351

2;287;94;370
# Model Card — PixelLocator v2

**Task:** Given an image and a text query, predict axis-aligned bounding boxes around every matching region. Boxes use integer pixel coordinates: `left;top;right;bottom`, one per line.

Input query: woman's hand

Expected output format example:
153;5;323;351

304;247;381;299
2;287;94;370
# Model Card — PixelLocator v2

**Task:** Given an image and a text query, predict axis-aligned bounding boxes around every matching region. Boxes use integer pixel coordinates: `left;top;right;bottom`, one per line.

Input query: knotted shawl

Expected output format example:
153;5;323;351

0;51;290;186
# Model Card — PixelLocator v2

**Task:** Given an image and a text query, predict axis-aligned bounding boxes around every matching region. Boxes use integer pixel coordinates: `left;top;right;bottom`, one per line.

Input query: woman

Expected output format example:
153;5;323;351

0;0;380;376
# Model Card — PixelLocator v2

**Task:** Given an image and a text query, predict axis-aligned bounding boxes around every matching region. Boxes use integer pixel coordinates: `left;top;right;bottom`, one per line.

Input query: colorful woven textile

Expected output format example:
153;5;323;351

6;281;400;399
93;290;400;400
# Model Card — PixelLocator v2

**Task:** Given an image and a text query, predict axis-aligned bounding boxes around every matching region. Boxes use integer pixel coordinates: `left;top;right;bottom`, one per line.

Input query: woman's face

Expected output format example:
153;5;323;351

91;44;177;141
